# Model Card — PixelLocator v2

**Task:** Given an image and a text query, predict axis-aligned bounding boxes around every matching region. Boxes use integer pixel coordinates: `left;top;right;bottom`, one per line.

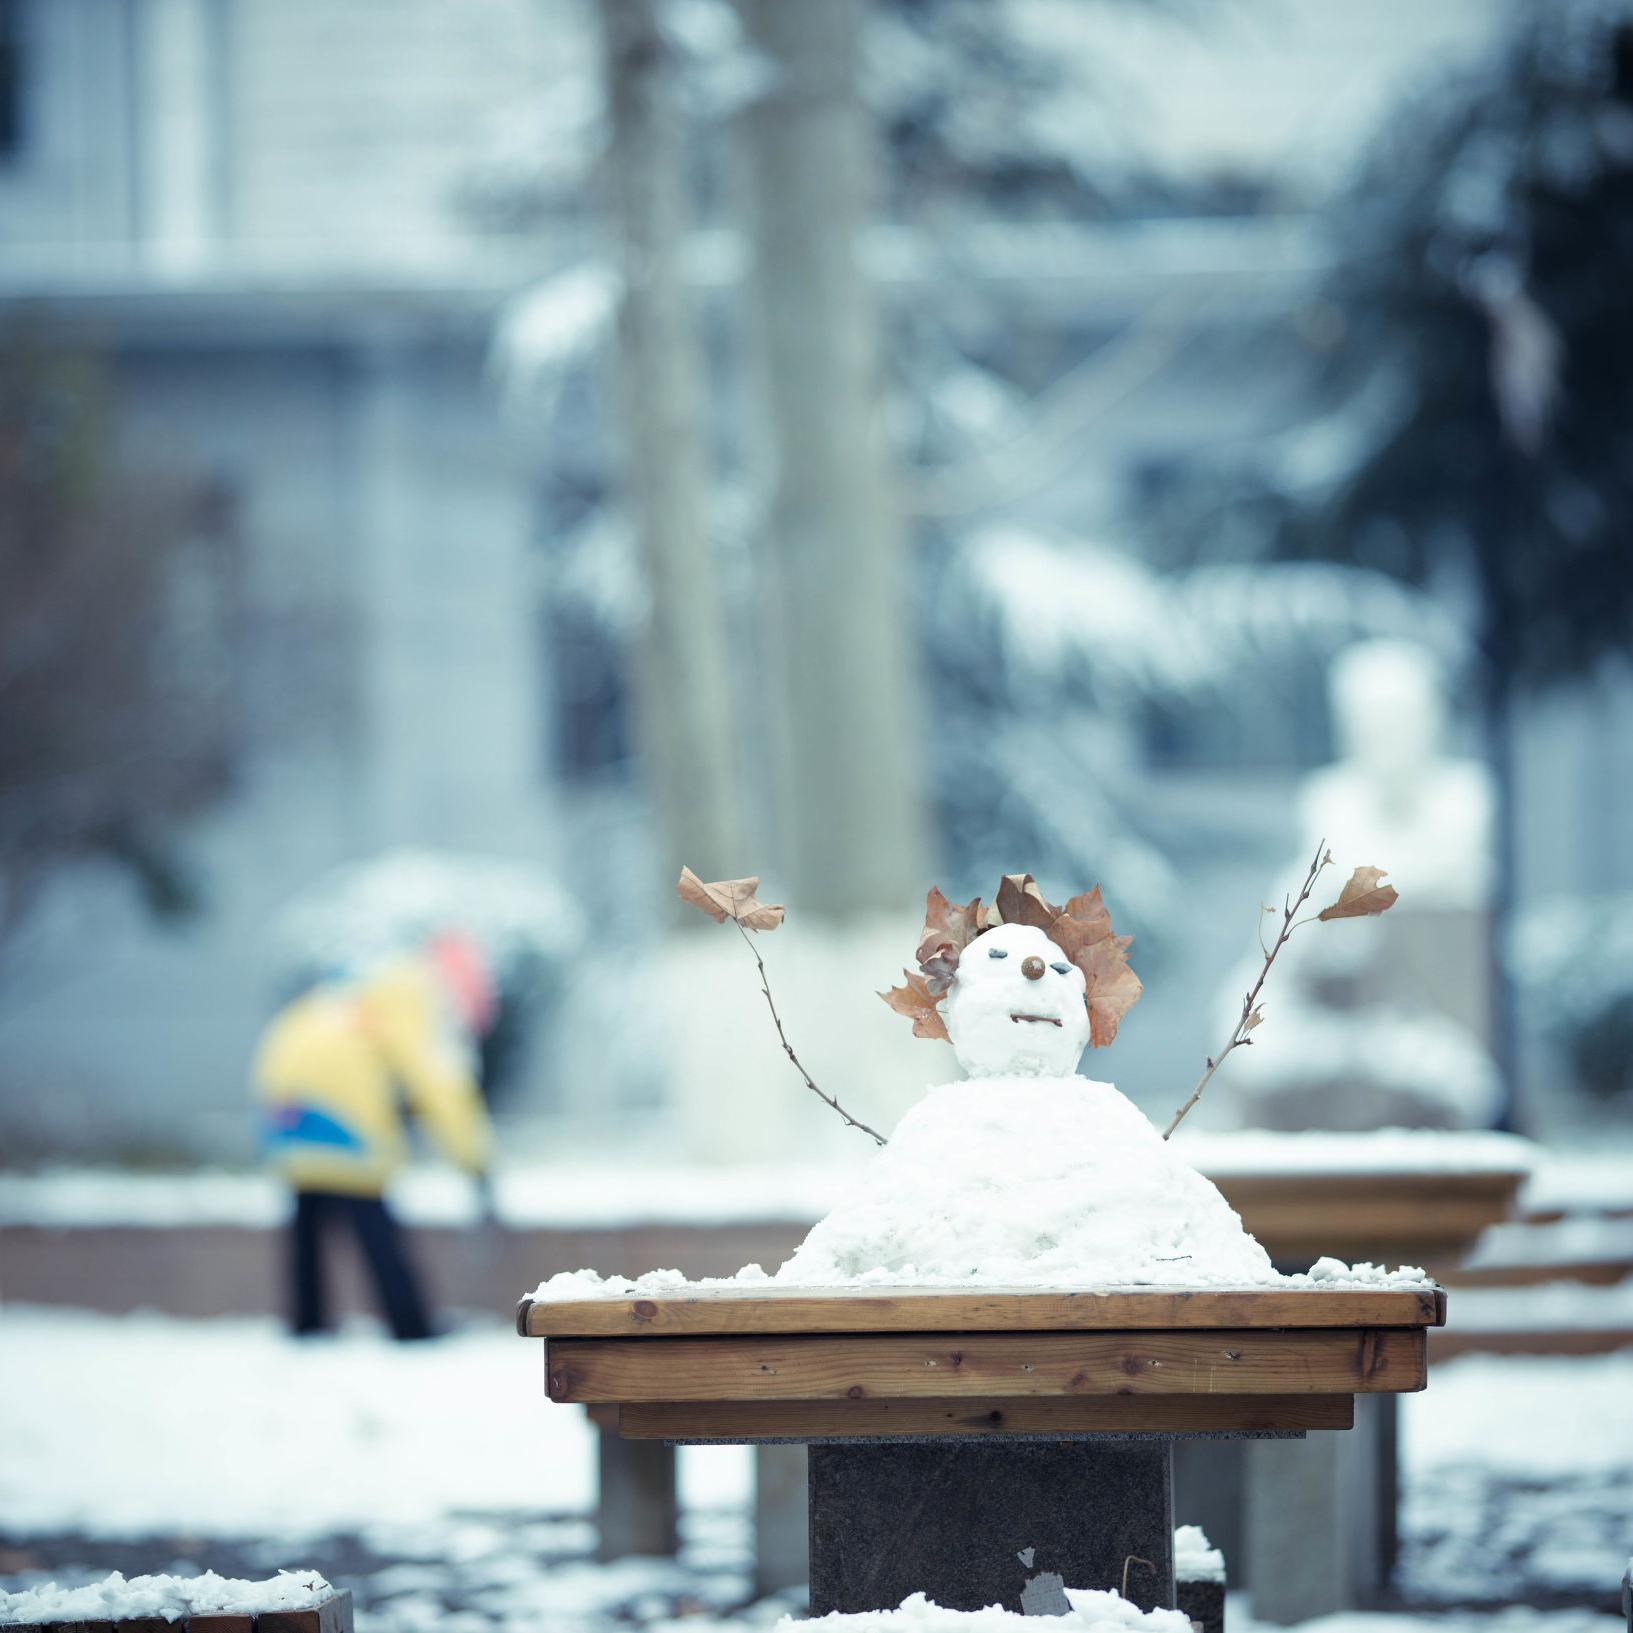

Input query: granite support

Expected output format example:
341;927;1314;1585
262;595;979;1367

1244;1396;1387;1624
1179;1367;1398;1604
807;1438;1175;1616
1176;1578;1225;1633
596;1427;678;1560
753;1443;811;1598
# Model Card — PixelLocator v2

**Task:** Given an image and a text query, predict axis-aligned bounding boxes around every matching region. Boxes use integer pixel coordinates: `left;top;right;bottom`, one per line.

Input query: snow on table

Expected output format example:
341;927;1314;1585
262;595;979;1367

1462;1215;1633;1272
0;1571;333;1627
1171;1128;1538;1178
1441;1278;1633;1333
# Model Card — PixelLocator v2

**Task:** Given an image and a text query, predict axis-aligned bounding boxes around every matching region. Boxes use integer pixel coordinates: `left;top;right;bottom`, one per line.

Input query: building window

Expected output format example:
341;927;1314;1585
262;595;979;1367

0;1;21;160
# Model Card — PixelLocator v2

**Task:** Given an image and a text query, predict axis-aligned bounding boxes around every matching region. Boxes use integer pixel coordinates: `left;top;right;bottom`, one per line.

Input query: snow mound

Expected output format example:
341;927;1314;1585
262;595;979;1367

1173;1525;1225;1584
781;1588;1189;1633
776;1077;1278;1287
527;1079;1440;1300
0;1571;333;1626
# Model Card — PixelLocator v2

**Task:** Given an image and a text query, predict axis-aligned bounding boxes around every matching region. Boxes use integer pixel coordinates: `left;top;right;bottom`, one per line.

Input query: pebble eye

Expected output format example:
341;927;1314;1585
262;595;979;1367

987;946;1009;959
1050;962;1070;975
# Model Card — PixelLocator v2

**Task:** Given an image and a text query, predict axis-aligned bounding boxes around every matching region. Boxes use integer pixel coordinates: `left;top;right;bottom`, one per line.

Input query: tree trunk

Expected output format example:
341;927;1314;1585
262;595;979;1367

732;0;929;917
1479;582;1522;1133
598;0;742;888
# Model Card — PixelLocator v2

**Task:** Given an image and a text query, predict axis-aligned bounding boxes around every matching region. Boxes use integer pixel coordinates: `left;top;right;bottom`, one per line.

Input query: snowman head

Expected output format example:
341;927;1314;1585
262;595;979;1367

942;922;1090;1077
880;873;1142;1081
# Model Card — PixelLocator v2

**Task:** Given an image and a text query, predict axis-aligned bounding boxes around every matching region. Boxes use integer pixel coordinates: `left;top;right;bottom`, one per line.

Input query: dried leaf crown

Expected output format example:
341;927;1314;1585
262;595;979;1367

880;873;1143;1049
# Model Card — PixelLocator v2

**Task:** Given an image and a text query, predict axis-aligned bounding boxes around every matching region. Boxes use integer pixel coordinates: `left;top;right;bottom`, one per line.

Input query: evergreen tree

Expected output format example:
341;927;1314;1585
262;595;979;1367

1285;2;1633;1122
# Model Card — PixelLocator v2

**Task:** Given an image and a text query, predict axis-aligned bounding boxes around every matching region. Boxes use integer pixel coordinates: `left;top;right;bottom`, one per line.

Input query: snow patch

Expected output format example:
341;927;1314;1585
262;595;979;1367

0;1571;333;1626
780;1589;1189;1633
1172;1524;1225;1584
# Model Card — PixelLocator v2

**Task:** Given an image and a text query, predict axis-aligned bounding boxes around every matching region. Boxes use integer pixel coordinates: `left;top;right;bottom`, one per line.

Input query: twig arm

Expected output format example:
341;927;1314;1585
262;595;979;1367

1162;839;1331;1140
735;922;888;1146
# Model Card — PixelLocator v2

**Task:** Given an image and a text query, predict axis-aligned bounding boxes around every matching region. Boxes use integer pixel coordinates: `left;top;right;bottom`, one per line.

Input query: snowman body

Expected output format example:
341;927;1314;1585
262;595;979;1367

775;917;1277;1288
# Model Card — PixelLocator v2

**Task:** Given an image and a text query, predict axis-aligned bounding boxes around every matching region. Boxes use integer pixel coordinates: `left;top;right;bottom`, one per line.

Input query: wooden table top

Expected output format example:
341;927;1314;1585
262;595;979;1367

519;1282;1446;1339
521;1283;1445;1439
1205;1170;1525;1264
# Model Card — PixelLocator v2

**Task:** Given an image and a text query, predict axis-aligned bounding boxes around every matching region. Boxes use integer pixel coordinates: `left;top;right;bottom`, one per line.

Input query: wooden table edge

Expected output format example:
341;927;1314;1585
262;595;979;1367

543;1325;1428;1404
614;1391;1360;1440
519;1284;1447;1339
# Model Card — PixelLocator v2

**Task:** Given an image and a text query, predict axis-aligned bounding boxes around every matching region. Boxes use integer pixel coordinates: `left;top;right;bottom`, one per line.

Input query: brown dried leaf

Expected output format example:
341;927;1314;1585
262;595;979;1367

1043;884;1143;1049
1061;887;1114;943
1072;928;1144;1048
676;867;786;931
1316;865;1399;922
994;873;1061;931
880;968;951;1042
914;887;987;972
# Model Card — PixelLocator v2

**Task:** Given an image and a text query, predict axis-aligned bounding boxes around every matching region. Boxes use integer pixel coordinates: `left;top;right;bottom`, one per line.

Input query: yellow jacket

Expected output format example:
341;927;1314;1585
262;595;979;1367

254;957;492;1196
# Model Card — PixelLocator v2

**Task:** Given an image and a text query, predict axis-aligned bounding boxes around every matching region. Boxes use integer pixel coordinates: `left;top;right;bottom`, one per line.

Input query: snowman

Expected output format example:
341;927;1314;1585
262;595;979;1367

775;874;1278;1288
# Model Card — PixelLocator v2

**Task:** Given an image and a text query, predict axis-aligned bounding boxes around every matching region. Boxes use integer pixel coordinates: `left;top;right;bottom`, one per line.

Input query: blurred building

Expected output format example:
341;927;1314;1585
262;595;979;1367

3;0;1631;1161
0;0;573;1157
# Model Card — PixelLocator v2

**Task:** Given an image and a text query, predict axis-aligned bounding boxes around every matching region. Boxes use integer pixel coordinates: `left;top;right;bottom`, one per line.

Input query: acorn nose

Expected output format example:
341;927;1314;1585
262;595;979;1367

1021;955;1046;980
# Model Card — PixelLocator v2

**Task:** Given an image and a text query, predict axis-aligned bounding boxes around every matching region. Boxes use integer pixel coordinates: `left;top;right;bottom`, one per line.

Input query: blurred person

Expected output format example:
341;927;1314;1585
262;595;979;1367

254;931;497;1341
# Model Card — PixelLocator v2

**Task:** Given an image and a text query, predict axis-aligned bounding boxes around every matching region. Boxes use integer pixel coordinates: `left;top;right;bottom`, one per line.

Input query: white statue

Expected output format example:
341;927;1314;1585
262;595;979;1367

1299;640;1494;911
1211;639;1500;1131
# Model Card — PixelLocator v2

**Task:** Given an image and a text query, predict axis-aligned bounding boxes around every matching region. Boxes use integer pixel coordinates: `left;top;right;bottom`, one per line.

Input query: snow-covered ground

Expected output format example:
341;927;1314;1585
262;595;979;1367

0;1308;748;1543
0;1308;1625;1631
4;1128;1590;1232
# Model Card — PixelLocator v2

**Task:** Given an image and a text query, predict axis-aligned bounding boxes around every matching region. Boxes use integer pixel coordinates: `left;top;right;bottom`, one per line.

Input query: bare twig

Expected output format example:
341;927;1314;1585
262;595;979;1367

734;921;888;1146
1161;838;1332;1141
1121;1556;1155;1600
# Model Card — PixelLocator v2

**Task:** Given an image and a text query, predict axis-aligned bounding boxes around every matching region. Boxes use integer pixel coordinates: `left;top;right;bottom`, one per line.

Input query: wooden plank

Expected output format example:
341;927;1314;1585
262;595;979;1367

1430;1325;1633;1361
618;1392;1357;1440
1213;1172;1521;1261
546;1327;1426;1403
523;1284;1446;1339
256;1593;353;1633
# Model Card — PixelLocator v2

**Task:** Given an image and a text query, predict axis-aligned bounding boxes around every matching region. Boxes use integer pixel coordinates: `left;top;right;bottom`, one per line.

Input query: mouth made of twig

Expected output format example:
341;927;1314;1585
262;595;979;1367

1009;1013;1062;1026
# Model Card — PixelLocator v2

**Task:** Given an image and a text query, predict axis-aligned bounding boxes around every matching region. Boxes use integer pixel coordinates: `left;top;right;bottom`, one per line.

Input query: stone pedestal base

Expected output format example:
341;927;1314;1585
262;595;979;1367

807;1439;1175;1616
1244;1396;1391;1625
596;1431;677;1560
754;1443;810;1598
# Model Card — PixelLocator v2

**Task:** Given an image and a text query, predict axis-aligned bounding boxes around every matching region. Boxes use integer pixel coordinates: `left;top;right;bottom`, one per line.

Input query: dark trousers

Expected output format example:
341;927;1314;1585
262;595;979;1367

289;1189;435;1342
